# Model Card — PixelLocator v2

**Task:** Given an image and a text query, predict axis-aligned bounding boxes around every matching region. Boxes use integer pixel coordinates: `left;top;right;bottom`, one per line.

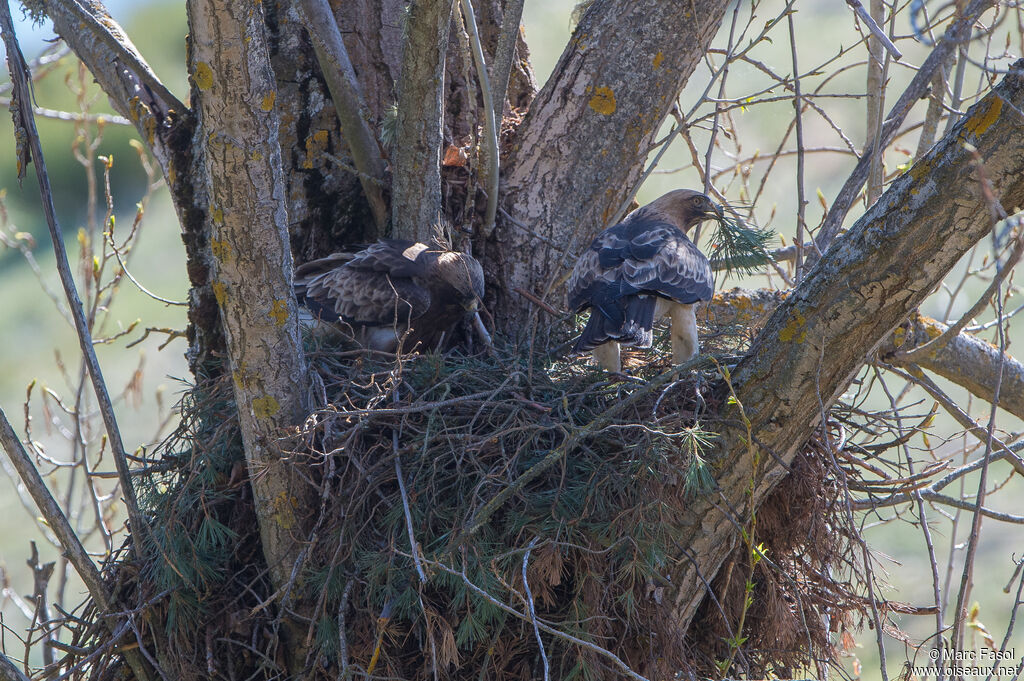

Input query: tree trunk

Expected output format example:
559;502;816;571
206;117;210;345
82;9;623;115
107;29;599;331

187;0;317;667
495;0;730;332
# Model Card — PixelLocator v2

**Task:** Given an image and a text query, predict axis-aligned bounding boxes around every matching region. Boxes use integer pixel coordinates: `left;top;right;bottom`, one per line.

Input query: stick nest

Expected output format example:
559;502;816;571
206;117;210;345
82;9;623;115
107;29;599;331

56;329;863;681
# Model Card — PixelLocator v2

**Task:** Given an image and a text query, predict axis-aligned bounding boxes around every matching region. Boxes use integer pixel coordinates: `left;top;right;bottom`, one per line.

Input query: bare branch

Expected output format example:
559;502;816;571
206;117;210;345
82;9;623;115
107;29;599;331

298;0;388;232
0;3;148;547
814;0;995;253
0;407;153;681
458;0;500;237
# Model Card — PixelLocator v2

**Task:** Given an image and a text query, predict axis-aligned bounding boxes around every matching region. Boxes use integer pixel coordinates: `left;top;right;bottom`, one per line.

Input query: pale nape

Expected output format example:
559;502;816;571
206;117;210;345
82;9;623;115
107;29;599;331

591;300;699;372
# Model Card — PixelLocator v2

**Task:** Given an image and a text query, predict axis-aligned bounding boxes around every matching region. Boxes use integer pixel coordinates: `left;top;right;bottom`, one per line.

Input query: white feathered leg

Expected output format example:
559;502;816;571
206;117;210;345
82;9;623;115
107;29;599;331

592;341;621;372
669;302;699;364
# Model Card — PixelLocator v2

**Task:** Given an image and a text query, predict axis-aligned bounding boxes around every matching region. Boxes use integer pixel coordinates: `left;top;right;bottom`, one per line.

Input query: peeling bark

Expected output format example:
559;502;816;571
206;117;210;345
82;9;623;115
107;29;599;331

497;0;730;331
187;0;315;664
667;62;1024;632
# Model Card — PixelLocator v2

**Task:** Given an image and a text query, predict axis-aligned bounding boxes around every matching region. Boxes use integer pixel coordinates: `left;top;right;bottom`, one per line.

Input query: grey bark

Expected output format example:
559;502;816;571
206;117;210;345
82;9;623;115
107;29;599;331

391;0;457;241
187;0;316;664
668;61;1024;631
497;0;729;330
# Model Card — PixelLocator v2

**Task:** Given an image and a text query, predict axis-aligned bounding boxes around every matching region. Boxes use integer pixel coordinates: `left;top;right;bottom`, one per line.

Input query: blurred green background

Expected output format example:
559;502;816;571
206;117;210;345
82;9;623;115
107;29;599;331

0;2;1021;679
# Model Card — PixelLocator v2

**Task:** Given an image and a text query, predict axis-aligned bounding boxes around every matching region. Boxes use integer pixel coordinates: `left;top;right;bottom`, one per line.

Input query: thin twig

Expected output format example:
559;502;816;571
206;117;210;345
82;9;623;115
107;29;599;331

521;537;549;681
394;390;427;583
845;0;903;60
419;554;651;681
815;0;995;253
299;0;388;232
0;407;152;681
0;0;149;553
458;0;500;237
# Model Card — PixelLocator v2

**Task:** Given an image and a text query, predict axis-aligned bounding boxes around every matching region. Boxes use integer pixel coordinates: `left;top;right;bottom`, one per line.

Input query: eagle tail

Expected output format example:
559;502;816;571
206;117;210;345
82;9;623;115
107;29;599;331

572;295;657;353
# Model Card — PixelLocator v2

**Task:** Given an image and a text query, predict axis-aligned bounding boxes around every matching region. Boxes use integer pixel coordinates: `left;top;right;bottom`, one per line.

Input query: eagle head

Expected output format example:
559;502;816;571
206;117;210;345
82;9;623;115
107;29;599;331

434;250;485;313
646;189;724;232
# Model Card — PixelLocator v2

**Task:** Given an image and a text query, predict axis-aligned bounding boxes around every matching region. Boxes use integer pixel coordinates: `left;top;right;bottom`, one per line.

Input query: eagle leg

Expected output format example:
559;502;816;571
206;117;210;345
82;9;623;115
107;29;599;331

592;341;621;373
669;302;699;364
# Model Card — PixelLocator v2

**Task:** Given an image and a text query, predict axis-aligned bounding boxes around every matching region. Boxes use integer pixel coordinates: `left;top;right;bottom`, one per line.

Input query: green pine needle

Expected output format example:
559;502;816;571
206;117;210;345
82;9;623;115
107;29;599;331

707;213;775;278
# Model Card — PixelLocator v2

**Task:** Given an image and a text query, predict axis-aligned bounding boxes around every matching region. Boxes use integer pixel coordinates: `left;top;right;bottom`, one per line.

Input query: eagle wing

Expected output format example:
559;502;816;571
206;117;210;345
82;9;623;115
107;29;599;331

567;216;712;351
568;218;712;311
295;241;432;327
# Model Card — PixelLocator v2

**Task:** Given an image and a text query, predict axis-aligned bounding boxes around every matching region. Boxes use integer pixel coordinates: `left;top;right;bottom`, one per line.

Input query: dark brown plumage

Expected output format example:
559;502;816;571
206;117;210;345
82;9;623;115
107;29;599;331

294;240;485;352
567;189;719;371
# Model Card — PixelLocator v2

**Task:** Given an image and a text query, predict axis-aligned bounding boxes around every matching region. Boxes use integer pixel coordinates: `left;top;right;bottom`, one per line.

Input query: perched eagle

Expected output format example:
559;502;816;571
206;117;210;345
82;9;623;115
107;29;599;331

294;240;485;352
567;189;719;372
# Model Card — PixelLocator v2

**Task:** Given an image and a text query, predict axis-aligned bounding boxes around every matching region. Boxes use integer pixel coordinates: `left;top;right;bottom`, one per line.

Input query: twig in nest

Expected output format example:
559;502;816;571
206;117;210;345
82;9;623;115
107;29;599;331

522;537;549;681
394;390;427;583
513;287;564;317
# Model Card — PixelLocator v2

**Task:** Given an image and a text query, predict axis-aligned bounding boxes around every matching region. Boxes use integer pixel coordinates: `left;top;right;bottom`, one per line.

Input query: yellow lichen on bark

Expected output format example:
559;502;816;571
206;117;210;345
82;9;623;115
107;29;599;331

193;61;213;90
778;312;807;343
268;299;289;326
252;395;281;418
588;86;617;115
964;96;1003;137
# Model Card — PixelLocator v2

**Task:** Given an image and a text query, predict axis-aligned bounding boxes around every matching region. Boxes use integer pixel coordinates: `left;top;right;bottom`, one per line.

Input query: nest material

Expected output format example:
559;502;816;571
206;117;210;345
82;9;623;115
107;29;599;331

55;328;860;681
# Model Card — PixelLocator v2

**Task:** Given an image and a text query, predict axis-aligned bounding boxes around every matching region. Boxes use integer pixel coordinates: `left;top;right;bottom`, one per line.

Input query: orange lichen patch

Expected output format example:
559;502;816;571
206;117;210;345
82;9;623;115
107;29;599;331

253;395;281;419
268;299;289;327
907;157;933;182
271;491;298;529
653;51;665;69
193;61;213;91
778;312;807;343
302;129;330;169
963;95;1003;137
892;325;906;348
250;150;263;162
210;237;232;261
212;207;224;224
260;91;276;112
212;281;227;306
588;86;617;115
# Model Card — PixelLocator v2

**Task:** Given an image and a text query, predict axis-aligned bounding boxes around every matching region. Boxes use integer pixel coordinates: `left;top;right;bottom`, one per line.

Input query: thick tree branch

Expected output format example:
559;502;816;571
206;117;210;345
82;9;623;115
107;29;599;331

668;60;1024;632
391;0;456;241
187;0;315;664
705;289;1024;423
499;0;730;327
40;0;188;178
298;0;389;232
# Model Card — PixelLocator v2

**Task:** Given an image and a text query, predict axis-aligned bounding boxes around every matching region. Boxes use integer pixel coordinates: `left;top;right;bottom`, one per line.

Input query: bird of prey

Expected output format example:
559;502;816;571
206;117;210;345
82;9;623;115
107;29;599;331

294;240;485;352
567;189;719;372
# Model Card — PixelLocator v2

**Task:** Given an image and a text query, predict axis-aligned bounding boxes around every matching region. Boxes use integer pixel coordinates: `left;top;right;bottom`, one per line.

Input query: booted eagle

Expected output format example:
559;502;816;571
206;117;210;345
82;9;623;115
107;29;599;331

294;240;485;352
567;189;719;372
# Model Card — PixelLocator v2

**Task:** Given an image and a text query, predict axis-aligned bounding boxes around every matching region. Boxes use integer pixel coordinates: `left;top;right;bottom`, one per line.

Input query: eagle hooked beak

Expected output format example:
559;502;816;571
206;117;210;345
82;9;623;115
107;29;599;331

462;297;480;313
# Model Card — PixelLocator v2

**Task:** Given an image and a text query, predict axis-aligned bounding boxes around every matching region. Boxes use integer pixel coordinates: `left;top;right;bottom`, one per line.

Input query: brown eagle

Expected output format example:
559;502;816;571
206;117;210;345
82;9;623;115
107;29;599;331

294;240;485;352
567;189;719;372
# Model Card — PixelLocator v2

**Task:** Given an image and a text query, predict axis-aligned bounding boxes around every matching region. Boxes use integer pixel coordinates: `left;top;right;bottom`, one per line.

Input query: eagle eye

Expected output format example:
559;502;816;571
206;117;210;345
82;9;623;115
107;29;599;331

690;196;704;206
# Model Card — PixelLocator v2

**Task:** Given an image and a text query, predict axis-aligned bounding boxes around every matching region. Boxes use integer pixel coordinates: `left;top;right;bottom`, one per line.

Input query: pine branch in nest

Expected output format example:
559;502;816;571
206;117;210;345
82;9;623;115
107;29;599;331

708;212;776;278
